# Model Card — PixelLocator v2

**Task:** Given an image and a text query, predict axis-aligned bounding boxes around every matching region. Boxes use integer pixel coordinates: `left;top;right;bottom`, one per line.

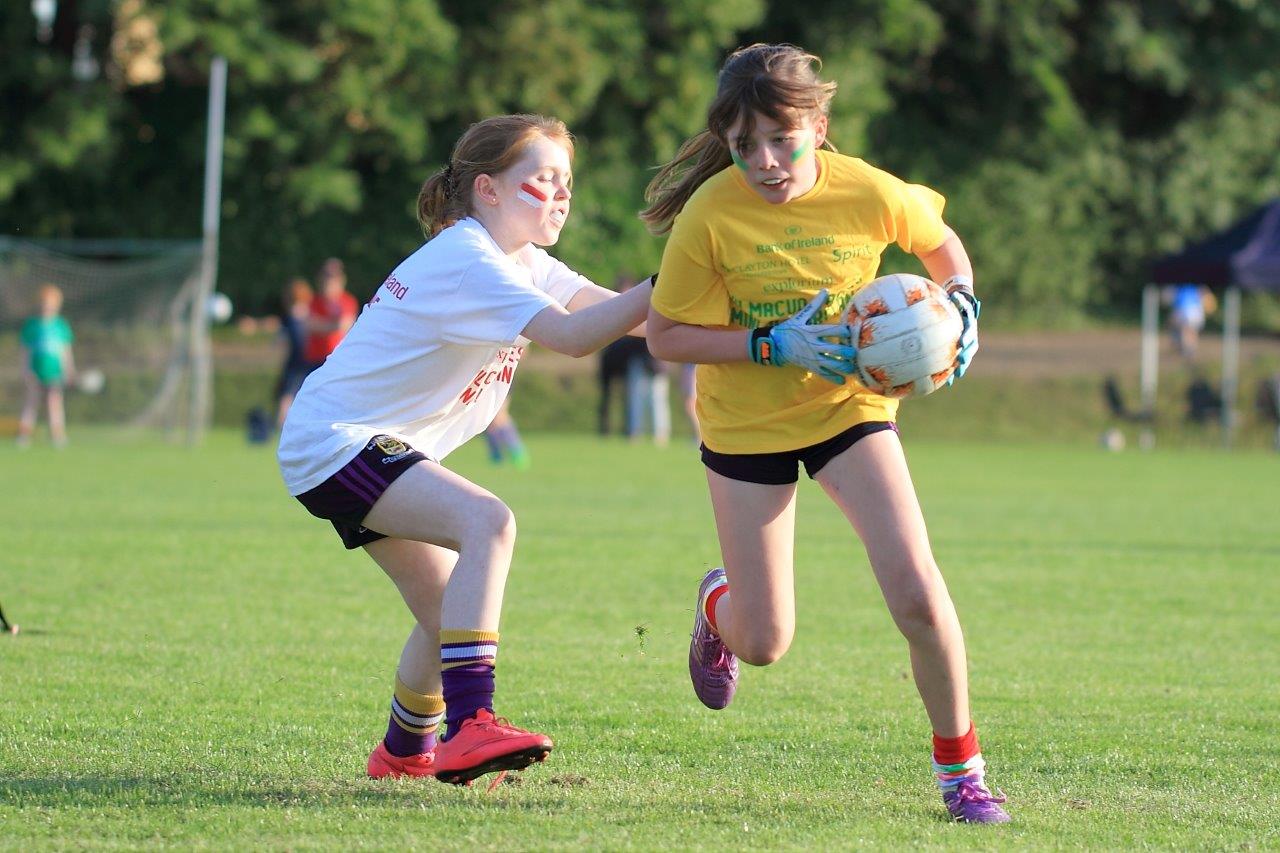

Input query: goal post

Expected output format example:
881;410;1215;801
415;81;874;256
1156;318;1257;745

1;54;228;445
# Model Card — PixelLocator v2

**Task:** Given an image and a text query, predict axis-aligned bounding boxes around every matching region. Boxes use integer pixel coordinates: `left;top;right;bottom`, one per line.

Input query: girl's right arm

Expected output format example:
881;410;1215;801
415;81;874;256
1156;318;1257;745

648;292;856;384
645;308;752;363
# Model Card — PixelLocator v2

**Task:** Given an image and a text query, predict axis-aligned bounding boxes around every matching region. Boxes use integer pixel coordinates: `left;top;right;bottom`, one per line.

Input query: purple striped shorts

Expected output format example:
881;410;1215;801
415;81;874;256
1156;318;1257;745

295;435;429;549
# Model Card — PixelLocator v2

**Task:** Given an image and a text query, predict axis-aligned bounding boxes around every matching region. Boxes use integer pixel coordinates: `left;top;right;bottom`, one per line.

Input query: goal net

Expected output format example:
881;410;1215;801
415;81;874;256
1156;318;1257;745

0;237;209;439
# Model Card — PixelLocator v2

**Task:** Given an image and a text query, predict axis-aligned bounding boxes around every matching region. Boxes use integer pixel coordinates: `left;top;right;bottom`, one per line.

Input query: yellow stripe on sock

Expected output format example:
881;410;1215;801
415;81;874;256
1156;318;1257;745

438;629;500;645
393;675;444;719
439;628;500;671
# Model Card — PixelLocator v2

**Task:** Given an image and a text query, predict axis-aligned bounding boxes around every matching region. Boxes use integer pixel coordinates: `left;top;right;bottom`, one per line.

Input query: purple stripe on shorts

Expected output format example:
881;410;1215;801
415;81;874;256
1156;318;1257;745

342;461;383;497
352;455;388;487
334;470;379;505
340;455;384;494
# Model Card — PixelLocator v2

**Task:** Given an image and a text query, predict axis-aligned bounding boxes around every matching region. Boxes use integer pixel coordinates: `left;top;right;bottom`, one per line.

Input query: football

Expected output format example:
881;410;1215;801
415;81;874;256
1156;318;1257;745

849;274;963;398
75;368;105;394
207;292;234;324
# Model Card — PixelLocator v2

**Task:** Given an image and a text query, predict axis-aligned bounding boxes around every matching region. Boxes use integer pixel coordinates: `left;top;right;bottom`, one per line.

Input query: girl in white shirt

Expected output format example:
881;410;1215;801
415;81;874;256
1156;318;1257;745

278;114;652;787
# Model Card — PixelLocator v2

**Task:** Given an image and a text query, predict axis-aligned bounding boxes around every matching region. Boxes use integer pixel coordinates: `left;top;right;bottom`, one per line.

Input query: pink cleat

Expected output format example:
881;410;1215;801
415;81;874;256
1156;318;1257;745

367;741;435;779
433;709;552;786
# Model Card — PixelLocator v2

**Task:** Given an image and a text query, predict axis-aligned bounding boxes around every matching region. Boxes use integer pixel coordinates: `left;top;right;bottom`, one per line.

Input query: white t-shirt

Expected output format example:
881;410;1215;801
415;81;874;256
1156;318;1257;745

277;218;589;495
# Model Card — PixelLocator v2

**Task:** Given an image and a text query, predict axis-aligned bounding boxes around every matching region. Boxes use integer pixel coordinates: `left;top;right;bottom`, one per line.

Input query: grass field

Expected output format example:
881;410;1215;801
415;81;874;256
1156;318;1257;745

2;431;1278;849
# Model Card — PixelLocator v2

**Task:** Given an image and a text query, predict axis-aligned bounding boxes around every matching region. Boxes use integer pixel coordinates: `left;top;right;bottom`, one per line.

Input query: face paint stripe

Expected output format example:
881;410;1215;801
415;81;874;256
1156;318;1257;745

517;182;548;208
790;138;813;163
731;151;748;172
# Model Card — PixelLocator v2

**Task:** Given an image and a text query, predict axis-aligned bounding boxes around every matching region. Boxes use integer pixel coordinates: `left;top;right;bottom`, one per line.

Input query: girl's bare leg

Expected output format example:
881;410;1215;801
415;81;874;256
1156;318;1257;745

814;430;970;737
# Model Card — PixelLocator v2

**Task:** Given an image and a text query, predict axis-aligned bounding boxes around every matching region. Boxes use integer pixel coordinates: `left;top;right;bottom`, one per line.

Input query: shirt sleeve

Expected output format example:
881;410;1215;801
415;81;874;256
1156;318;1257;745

442;253;561;346
882;176;947;255
58;317;74;344
652;213;731;326
528;248;590;307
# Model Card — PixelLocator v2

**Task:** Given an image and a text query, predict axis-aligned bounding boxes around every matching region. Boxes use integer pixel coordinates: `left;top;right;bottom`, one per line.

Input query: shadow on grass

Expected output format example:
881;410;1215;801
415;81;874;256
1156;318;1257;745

0;773;585;810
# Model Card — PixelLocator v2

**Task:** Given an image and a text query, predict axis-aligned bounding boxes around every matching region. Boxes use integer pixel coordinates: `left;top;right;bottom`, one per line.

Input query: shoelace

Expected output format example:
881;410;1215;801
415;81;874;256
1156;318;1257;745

692;634;734;672
951;781;1008;806
476;715;530;735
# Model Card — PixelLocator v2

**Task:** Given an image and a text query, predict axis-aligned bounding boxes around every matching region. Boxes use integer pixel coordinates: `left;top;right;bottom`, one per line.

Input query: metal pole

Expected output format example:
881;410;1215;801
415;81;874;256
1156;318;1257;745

189;55;227;445
1139;284;1160;448
1220;286;1241;448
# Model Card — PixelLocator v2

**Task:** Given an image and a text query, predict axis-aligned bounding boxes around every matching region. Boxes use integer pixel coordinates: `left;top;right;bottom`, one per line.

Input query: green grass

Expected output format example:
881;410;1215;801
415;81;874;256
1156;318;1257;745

2;432;1278;849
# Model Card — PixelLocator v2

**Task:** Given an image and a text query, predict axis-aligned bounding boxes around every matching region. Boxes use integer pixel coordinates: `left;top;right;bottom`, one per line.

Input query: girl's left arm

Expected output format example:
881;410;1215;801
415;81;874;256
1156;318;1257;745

916;226;981;381
914;226;974;288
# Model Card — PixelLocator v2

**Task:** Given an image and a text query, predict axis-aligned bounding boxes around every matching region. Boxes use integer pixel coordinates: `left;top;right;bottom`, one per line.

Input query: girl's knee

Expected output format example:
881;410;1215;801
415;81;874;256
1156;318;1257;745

736;624;794;666
887;587;954;641
469;496;517;546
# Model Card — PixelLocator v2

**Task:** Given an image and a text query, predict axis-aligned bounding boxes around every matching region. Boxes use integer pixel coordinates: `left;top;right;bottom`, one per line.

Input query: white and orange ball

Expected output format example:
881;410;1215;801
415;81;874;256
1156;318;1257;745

849;274;962;398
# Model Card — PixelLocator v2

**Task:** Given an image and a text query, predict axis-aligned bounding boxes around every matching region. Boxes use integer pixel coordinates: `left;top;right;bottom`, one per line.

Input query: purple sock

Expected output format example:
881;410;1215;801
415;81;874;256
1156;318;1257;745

440;663;495;741
383;716;437;757
381;681;444;757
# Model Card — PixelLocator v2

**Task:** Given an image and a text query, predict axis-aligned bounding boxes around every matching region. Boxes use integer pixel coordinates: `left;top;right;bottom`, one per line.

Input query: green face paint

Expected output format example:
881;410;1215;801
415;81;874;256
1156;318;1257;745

731;150;748;172
790;137;812;163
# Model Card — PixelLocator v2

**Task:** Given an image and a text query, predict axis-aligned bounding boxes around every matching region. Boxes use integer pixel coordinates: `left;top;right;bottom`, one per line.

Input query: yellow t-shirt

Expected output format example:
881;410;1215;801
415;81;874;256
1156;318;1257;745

652;149;948;454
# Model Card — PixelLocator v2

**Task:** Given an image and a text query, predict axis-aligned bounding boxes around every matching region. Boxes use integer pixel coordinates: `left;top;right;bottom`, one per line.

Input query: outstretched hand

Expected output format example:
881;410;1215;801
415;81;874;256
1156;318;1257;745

749;289;858;384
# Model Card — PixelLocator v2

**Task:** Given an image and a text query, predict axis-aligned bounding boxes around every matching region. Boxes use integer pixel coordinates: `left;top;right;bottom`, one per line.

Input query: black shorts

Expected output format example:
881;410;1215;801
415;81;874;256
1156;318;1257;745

700;421;897;485
294;435;429;549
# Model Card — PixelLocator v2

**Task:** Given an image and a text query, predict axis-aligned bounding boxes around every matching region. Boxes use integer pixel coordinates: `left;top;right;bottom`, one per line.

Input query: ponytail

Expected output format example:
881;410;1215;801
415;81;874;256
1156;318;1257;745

639;132;733;235
417;163;466;239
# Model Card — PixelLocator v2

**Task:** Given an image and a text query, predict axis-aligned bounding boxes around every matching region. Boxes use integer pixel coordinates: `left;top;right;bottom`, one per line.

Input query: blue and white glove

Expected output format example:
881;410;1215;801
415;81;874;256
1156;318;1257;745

748;289;857;385
943;275;980;386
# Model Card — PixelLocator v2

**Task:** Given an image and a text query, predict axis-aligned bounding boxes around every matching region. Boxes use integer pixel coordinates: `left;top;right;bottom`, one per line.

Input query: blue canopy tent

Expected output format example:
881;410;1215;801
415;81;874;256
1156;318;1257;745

1142;199;1280;446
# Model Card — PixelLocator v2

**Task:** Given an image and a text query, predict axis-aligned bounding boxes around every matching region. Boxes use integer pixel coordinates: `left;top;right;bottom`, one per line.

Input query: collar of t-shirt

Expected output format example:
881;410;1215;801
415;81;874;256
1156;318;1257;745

456;217;538;271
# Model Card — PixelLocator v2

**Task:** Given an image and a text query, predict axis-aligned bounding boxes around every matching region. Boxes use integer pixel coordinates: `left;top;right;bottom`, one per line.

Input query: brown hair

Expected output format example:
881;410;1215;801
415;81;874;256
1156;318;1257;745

417;114;575;239
640;44;837;234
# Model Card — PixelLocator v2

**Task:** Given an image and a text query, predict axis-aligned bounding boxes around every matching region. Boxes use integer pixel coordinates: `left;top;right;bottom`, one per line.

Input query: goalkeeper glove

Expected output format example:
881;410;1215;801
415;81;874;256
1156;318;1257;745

943;275;980;385
748;289;857;385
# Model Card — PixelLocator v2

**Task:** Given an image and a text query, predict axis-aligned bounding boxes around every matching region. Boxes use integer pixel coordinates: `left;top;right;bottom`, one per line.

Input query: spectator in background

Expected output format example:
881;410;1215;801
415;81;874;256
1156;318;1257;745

599;275;671;443
275;277;315;429
1166;283;1216;361
677;362;701;445
305;257;359;369
637;359;672;447
483;398;531;469
17;284;76;449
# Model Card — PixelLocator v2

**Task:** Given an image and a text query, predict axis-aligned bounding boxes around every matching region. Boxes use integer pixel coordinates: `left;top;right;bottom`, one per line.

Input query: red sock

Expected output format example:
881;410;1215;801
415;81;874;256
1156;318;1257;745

933;722;979;764
703;583;729;631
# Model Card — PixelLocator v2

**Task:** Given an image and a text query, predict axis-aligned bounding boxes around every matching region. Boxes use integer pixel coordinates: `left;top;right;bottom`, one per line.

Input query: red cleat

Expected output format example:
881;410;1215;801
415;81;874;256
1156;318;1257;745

367;741;435;779
433;709;552;786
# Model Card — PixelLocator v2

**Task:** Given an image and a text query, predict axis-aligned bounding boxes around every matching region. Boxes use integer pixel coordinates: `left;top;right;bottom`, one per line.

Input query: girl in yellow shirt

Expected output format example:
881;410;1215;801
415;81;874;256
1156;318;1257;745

643;43;1007;824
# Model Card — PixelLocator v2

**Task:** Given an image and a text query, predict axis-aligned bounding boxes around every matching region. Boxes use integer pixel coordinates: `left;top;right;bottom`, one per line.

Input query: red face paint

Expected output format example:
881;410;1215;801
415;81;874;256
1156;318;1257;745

517;182;548;209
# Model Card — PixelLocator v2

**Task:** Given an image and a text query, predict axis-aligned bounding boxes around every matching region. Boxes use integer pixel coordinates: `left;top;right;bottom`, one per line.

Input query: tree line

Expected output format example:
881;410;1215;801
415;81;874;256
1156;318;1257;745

4;0;1279;325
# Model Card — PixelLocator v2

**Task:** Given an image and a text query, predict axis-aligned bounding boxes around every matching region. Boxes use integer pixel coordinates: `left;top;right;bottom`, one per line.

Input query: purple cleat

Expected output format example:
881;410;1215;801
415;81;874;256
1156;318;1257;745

943;780;1011;824
688;567;738;710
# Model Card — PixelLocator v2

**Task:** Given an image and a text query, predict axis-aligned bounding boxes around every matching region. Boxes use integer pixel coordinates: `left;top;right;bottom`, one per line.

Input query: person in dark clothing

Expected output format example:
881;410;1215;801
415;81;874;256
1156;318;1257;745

275;277;315;429
599;333;656;436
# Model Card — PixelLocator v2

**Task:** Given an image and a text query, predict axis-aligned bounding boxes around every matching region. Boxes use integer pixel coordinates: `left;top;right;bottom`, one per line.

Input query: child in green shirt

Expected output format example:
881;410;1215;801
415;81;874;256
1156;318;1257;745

18;284;76;448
